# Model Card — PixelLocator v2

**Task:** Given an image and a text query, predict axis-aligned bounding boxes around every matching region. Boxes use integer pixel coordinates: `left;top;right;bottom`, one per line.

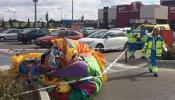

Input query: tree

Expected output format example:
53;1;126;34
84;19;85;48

33;22;35;28
41;20;45;28
18;21;22;29
9;18;13;28
1;18;6;28
26;18;30;28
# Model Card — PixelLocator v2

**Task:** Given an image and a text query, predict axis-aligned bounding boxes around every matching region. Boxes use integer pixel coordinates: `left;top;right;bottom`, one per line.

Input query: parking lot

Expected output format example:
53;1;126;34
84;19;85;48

0;40;37;49
1;40;175;100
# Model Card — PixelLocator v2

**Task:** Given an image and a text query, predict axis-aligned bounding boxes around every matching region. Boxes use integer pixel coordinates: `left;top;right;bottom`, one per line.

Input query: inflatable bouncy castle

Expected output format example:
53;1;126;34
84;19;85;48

11;38;106;100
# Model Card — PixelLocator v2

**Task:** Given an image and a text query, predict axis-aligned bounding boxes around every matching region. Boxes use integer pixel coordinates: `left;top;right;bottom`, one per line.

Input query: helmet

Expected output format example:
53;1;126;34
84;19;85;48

153;27;160;33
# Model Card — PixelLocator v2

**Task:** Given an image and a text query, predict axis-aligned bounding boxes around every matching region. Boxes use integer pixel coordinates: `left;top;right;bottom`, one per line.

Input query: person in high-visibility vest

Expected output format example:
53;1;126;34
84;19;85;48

140;25;149;59
127;31;137;59
143;28;167;77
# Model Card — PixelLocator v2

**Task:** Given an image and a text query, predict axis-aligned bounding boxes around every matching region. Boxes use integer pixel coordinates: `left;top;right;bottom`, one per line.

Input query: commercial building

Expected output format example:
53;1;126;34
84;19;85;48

98;6;117;29
161;0;175;6
98;0;175;28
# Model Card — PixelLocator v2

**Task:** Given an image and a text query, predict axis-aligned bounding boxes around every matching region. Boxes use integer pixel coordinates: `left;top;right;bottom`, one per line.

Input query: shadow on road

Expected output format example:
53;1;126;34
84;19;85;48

108;71;153;82
118;58;148;66
103;50;124;54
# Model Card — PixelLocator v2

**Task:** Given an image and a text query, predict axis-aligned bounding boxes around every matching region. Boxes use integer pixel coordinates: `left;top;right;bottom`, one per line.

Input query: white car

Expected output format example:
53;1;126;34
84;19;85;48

79;30;128;52
111;27;131;33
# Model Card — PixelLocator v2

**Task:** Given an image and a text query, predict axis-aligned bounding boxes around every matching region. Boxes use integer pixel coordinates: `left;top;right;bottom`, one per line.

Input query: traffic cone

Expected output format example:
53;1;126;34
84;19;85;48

16;50;20;56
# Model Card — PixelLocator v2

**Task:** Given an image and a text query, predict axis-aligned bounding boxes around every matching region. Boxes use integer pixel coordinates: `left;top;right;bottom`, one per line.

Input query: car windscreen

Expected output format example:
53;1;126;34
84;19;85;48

87;31;107;38
50;30;59;36
22;29;32;33
0;29;7;33
58;31;69;37
2;30;10;33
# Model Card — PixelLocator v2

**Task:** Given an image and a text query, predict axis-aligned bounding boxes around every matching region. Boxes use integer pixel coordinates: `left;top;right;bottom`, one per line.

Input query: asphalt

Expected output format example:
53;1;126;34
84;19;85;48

95;68;175;100
94;51;175;100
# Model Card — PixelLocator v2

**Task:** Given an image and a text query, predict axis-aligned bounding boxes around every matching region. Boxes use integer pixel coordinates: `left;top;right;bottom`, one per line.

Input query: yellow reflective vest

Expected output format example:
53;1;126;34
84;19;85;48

143;35;164;58
127;33;136;43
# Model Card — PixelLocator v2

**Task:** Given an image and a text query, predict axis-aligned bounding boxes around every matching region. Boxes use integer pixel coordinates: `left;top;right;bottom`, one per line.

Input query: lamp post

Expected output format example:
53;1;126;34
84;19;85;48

46;12;49;29
72;0;74;24
13;11;16;20
58;8;62;21
33;0;38;29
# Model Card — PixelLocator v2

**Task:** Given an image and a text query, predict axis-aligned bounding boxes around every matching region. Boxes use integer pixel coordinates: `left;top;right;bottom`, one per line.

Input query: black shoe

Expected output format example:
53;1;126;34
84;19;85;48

141;56;146;59
149;68;152;73
129;56;132;59
153;73;158;77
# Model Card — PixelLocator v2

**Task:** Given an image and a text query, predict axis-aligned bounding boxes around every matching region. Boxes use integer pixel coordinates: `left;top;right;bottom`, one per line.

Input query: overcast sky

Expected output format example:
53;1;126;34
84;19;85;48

0;0;159;21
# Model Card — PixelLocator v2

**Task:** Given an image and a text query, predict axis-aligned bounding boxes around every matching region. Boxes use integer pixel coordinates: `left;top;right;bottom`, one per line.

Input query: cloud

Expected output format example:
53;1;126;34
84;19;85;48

6;7;17;13
0;0;160;21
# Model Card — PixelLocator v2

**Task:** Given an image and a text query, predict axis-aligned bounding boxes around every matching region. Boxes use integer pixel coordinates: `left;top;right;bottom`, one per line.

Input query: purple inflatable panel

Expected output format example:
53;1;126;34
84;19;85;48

48;61;89;78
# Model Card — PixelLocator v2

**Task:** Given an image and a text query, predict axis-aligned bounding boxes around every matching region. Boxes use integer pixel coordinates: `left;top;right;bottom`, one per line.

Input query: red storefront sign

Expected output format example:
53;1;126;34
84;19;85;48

130;2;141;19
116;2;142;27
168;6;175;20
118;5;130;13
117;5;131;27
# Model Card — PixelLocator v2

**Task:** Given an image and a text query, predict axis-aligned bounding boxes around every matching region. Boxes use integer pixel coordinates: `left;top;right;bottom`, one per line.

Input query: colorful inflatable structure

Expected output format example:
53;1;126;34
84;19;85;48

11;38;106;100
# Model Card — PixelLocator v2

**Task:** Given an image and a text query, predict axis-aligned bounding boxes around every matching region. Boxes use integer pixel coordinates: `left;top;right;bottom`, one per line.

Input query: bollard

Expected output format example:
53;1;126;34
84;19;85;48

125;49;127;63
16;50;20;56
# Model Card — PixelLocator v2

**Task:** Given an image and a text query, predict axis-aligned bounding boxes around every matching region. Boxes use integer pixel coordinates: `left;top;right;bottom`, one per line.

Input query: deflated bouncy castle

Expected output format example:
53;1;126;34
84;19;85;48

11;38;106;100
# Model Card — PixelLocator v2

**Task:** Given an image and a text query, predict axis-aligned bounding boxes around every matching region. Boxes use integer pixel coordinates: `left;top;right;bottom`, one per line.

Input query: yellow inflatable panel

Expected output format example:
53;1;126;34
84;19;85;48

11;55;25;70
56;83;71;93
24;53;42;60
11;53;42;71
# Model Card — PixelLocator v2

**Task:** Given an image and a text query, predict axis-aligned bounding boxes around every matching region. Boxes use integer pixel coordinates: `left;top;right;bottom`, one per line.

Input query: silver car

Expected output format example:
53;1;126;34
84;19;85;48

0;29;22;42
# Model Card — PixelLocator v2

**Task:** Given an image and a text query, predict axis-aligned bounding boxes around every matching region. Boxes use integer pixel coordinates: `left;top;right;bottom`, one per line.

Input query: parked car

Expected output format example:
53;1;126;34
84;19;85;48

0;29;22;42
85;29;107;37
80;27;95;37
132;24;171;49
173;32;175;41
36;30;84;48
79;30;127;52
18;29;48;44
111;27;131;33
48;28;68;33
0;28;7;33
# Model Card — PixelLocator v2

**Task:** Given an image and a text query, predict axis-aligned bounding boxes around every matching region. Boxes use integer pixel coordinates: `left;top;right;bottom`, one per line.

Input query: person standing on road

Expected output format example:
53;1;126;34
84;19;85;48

143;28;167;77
127;30;137;59
140;25;149;59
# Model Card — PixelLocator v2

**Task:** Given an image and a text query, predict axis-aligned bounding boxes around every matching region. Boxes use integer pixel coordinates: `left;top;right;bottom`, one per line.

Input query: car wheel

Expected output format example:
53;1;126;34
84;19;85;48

31;39;36;44
22;40;28;44
95;44;104;53
0;37;5;42
40;45;46;48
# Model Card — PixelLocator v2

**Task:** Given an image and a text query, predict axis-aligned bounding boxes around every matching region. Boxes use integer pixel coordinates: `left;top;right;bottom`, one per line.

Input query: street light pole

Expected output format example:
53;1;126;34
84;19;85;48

72;0;74;24
33;0;38;29
58;8;62;21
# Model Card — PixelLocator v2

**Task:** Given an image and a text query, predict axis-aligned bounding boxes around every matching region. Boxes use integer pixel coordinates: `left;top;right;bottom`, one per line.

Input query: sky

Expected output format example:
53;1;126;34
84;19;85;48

0;0;159;21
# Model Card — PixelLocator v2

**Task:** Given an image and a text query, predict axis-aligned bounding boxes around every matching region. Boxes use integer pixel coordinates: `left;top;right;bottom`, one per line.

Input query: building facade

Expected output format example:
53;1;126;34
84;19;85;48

98;1;175;28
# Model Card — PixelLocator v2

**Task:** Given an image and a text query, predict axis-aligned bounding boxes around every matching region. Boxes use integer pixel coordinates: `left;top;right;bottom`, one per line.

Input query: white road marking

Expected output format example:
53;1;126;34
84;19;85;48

106;61;147;74
0;65;11;70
